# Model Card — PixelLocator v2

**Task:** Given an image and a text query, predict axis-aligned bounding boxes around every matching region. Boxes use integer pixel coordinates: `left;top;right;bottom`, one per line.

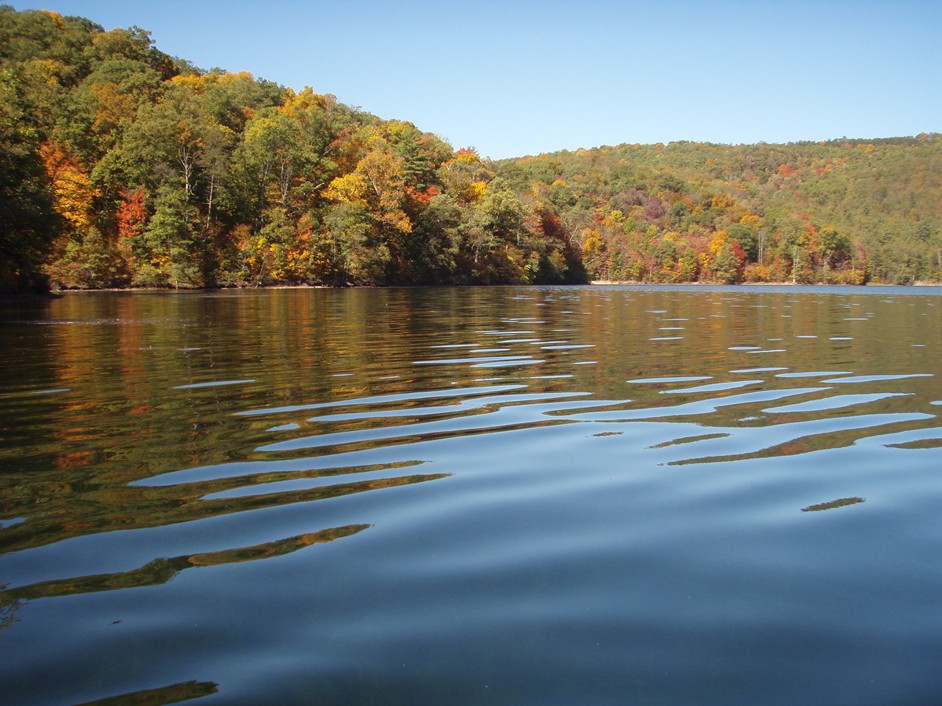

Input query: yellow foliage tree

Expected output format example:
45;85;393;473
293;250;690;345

40;142;98;232
440;147;493;204
708;230;729;257
356;134;412;235
324;173;368;206
468;181;487;202
739;213;762;229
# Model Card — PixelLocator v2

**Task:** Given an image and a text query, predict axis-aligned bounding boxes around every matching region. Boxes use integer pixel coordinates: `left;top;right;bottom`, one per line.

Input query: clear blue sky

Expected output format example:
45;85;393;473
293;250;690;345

11;0;941;159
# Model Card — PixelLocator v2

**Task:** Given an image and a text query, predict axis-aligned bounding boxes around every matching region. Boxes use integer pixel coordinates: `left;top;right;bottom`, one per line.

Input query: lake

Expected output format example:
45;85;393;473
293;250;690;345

2;285;941;705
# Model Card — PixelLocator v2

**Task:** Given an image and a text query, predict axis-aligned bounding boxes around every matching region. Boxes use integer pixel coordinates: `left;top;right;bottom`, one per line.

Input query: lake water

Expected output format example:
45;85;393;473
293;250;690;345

2;285;941;705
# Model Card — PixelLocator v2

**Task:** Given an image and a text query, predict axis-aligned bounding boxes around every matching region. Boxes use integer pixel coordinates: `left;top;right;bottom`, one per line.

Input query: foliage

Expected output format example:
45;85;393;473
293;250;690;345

0;6;939;291
0;65;62;292
494;138;941;284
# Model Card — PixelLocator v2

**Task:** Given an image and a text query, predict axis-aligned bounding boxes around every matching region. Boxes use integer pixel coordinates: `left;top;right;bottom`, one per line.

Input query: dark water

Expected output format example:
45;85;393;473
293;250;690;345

2;285;941;705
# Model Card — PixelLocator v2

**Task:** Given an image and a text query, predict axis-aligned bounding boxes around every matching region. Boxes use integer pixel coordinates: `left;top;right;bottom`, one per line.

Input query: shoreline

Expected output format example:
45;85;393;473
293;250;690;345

5;280;942;299
590;280;942;287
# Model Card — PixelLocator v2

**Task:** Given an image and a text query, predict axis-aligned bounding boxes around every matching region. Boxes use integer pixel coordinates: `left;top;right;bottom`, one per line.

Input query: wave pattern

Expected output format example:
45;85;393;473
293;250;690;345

2;286;942;705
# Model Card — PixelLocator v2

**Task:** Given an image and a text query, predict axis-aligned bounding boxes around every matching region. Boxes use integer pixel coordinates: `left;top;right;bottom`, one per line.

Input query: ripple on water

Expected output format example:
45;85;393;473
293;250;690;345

730;367;789;374
571;387;830;422
764;392;911;414
254;394;600;454
234;384;526;417
821;373;934;384
628;376;712;384
3;287;942;706
661;380;764;395
174;379;255;389
414;355;536;365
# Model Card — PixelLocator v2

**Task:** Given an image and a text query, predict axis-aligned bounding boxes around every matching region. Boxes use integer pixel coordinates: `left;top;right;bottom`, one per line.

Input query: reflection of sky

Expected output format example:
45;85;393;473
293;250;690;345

2;287;942;705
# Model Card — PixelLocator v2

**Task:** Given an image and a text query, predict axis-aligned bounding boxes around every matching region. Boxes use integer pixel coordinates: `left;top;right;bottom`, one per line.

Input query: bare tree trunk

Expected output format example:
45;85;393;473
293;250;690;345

205;173;215;235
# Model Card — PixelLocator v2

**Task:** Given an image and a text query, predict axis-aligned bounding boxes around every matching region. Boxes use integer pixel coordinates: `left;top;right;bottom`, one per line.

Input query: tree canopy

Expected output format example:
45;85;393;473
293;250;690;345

1;6;938;292
495;137;942;285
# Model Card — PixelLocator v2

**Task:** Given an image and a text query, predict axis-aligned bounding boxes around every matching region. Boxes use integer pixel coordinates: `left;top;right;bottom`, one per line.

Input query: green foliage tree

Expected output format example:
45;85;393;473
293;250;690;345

0;68;62;292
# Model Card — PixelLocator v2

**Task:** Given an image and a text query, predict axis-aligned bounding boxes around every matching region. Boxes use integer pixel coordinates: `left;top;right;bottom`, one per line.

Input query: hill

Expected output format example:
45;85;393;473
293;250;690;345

494;138;942;285
1;6;938;292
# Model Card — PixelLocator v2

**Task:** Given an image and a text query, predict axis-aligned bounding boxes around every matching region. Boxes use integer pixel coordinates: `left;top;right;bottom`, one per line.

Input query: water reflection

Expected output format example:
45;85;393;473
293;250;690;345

74;680;219;705
0;458;442;555
1;525;367;619
801;497;866;512
3;287;941;566
1;286;942;705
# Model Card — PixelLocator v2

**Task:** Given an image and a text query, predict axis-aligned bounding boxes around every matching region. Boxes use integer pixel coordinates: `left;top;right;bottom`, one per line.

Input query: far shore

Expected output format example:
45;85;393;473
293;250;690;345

5;280;942;300
590;280;942;287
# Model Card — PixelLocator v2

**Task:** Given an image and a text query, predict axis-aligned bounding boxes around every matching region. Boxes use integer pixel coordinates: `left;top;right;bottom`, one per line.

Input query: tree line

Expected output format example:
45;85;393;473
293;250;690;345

498;137;941;286
1;7;939;293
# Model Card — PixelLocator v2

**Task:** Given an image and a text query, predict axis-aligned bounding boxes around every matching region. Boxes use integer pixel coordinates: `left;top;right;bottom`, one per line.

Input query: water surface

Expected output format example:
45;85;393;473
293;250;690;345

2;285;941;705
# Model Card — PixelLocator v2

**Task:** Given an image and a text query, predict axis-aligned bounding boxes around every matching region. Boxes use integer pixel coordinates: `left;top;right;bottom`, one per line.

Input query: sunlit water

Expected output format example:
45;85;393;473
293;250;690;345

2;285;941;705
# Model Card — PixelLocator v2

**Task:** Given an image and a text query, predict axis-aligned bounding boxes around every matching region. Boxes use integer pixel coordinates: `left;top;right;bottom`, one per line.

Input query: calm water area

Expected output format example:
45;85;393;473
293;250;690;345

1;285;941;705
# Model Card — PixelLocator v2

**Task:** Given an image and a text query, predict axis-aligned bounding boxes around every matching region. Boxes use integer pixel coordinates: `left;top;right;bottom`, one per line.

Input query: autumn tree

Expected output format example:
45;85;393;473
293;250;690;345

0;68;61;291
4;7;941;291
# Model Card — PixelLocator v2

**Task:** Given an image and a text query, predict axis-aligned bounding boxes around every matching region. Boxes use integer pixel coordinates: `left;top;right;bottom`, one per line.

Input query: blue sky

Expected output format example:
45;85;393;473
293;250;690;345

11;0;941;159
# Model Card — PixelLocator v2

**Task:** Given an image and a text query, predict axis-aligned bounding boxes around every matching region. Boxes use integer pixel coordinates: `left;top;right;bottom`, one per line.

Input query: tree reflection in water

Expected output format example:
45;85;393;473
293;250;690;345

1;524;369;626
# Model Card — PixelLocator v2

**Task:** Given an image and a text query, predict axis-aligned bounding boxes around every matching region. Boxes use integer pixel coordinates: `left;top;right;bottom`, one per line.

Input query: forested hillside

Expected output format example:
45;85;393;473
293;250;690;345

0;7;582;292
495;137;942;285
1;6;939;292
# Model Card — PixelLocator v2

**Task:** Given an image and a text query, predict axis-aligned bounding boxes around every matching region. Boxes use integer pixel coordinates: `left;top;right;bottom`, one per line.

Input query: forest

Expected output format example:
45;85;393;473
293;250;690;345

1;6;940;293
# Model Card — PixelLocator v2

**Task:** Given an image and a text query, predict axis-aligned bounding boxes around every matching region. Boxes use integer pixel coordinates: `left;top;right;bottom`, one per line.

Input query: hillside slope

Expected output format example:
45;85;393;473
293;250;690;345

496;137;941;284
1;6;938;291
